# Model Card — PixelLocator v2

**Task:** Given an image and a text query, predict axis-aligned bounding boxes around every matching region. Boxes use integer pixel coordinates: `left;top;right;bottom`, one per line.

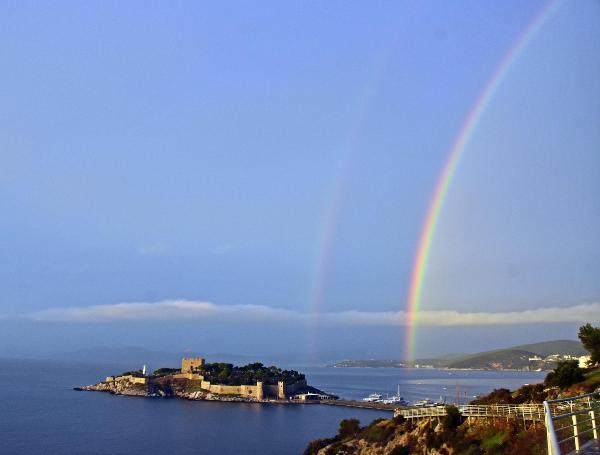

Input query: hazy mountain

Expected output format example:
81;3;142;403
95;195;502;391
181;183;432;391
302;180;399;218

333;339;586;369
509;340;586;357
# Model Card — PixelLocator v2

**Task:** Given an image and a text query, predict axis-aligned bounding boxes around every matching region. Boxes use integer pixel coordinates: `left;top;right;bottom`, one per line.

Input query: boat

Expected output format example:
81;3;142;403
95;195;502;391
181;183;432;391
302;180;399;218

413;398;436;407
362;393;383;402
381;396;409;405
381;385;410;406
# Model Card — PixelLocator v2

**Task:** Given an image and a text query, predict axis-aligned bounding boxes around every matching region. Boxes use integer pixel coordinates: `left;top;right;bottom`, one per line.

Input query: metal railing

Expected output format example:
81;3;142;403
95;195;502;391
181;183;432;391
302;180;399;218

397;403;545;420
398;405;448;419
544;393;600;455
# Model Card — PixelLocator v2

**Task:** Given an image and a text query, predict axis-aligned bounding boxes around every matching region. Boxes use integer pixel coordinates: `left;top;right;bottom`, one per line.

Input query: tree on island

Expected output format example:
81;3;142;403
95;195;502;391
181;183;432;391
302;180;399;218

578;323;600;366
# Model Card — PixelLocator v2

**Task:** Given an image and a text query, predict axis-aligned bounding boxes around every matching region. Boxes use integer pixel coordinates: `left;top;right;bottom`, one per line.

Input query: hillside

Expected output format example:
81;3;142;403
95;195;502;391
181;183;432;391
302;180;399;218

510;339;586;357
444;349;537;370
444;339;585;370
305;367;600;454
332;339;585;370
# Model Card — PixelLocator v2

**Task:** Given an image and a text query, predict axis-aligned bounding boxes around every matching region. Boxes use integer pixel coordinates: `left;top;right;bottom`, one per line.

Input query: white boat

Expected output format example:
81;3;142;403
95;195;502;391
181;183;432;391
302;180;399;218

413;398;435;407
362;393;383;402
382;396;409;405
381;385;410;406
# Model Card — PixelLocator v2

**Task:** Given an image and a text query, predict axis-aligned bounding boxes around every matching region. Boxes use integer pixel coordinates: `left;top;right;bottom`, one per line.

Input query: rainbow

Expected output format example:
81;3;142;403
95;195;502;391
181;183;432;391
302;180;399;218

404;0;561;361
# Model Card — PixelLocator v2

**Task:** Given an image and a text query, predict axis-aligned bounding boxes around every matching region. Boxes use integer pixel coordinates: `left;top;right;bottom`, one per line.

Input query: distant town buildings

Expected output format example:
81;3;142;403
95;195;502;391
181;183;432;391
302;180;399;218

528;354;592;371
579;355;591;368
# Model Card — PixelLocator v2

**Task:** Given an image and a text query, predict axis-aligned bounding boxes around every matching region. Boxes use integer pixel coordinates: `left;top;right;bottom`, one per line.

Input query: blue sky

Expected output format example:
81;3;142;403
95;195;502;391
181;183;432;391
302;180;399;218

1;0;598;361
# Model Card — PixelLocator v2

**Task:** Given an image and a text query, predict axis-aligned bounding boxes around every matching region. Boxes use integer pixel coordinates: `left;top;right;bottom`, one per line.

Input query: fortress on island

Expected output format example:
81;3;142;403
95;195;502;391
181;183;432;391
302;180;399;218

100;357;314;401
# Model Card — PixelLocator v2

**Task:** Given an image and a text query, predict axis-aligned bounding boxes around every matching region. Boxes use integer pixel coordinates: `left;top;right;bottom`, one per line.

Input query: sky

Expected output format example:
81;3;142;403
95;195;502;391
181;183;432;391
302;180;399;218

1;0;599;362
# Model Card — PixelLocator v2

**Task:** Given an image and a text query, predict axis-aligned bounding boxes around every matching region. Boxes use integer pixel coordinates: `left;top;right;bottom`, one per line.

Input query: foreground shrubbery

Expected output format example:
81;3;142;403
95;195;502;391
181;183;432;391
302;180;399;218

304;412;547;455
545;360;585;388
305;325;600;454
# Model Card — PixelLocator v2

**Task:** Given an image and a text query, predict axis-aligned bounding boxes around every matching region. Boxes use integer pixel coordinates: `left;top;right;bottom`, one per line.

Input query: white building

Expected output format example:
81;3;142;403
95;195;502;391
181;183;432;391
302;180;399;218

579;355;591;368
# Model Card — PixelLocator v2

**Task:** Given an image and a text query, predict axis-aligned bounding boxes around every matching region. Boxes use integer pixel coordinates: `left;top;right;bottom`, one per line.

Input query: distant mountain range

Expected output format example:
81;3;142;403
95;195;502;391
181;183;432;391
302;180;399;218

23;346;368;369
332;339;587;370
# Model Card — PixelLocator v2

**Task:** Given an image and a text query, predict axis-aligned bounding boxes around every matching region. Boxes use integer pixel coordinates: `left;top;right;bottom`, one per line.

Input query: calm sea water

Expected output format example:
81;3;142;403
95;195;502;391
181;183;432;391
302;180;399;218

1;359;545;454
304;366;546;403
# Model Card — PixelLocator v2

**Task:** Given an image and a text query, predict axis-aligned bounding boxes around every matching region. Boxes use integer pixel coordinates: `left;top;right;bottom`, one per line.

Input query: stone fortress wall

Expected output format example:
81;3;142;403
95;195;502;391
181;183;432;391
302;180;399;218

105;374;148;385
177;358;304;400
105;358;305;400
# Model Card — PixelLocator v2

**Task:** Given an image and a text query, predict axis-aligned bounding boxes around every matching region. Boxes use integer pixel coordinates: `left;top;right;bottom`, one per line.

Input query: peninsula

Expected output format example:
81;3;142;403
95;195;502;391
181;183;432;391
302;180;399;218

76;357;335;402
331;339;588;371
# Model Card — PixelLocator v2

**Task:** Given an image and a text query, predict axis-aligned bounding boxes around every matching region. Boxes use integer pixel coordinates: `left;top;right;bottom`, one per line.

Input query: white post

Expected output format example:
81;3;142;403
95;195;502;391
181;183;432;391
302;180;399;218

573;414;580;452
544;401;560;455
591;410;598;440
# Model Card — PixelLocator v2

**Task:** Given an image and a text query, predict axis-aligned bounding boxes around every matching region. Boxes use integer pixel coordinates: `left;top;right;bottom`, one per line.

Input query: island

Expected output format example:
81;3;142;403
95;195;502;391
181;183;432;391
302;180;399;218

76;357;336;402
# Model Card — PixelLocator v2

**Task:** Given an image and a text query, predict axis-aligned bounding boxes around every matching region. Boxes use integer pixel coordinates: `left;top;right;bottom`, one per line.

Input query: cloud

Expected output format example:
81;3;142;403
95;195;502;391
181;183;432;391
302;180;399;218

27;300;600;326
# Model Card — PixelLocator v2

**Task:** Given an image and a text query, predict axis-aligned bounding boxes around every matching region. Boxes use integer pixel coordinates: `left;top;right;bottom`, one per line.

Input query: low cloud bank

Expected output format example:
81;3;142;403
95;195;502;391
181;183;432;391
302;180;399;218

28;300;600;327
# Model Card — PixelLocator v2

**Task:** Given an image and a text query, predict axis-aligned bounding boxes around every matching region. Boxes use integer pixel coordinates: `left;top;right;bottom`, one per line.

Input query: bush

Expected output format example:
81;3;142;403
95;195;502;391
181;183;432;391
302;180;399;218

338;419;361;439
364;422;396;444
152;368;180;376
442;405;462;431
303;438;336;455
392;414;406;425
471;388;513;405
545;360;585;388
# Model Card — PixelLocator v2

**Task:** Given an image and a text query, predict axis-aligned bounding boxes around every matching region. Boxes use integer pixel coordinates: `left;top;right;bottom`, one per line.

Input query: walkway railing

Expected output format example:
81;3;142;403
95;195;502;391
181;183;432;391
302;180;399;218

544;393;600;455
397;403;545;420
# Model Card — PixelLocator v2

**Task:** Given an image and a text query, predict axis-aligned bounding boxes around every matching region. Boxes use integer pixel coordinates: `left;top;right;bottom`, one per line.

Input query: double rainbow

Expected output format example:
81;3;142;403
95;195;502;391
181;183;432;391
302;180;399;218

404;0;561;361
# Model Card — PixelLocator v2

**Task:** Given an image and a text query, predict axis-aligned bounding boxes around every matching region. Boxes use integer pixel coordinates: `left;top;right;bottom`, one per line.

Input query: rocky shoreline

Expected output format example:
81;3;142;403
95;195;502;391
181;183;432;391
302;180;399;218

74;381;281;402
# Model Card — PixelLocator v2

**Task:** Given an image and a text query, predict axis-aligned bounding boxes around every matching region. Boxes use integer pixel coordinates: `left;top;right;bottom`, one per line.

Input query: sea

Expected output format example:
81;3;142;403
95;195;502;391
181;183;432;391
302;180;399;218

0;359;546;454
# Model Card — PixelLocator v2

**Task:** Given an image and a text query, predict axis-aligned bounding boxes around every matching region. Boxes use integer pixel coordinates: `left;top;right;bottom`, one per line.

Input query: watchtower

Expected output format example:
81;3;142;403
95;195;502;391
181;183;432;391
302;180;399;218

181;357;205;373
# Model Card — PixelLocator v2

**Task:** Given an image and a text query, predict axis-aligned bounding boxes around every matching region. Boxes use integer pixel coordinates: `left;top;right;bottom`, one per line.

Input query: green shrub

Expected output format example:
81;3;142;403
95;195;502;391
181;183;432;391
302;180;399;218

392;414;406;425
303;438;336;455
545;360;585;388
152;368;180;376
338;419;361;439
442;405;462;431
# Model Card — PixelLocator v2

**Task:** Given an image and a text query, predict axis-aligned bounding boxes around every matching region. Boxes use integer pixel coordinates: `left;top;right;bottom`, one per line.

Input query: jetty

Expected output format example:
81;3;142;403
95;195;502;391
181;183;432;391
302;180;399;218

320;399;398;412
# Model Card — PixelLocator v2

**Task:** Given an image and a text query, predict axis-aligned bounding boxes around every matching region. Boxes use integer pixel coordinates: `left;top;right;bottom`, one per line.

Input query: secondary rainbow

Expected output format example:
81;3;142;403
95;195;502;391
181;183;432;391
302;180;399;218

404;0;561;361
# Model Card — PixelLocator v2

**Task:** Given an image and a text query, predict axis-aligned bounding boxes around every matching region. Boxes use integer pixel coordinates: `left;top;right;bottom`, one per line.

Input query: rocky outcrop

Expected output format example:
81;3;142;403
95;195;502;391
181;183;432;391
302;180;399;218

75;378;265;402
75;380;152;397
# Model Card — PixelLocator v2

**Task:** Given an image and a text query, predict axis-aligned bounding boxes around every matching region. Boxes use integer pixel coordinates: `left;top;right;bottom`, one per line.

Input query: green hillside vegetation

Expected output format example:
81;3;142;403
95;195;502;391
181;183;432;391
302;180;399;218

445;349;536;369
201;362;305;386
307;326;600;454
306;366;600;454
437;339;584;369
510;339;586;356
332;339;585;370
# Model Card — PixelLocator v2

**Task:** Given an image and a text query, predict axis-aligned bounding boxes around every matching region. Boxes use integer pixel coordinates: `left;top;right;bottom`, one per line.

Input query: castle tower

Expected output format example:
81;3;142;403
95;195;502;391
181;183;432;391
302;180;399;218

181;357;205;373
256;381;264;401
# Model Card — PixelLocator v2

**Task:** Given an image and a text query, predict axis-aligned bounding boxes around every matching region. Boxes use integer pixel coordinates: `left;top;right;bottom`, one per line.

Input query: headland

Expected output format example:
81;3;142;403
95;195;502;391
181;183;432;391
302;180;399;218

76;357;337;403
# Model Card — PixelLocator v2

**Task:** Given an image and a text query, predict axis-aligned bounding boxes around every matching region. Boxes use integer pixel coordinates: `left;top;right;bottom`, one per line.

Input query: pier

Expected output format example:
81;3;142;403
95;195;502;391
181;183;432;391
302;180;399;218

320;399;398;412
